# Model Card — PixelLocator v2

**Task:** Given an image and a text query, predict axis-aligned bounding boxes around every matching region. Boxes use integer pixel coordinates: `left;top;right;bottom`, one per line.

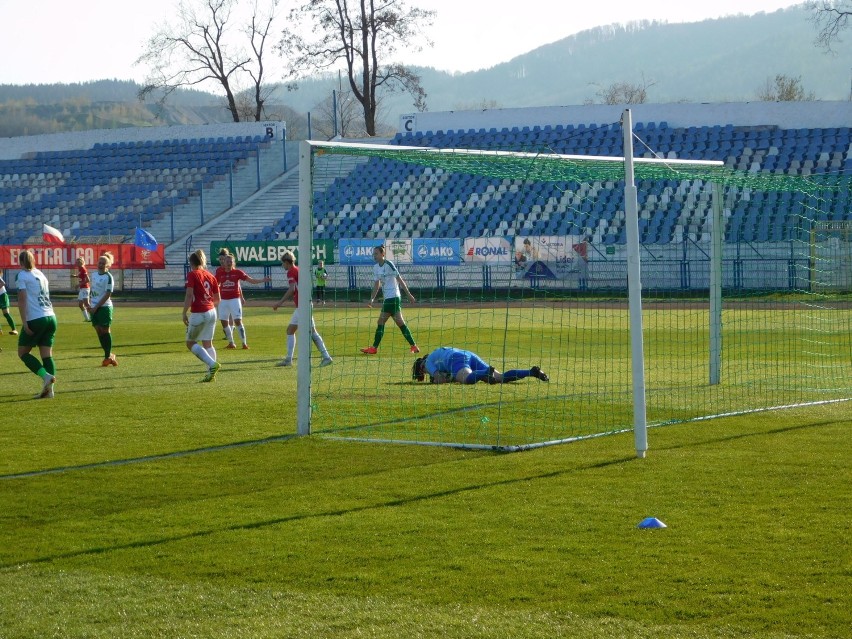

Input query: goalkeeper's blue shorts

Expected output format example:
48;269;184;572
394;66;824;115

447;350;489;377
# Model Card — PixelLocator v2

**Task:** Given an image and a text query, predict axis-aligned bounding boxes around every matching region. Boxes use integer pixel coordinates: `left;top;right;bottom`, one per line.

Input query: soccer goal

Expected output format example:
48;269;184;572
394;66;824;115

292;118;852;453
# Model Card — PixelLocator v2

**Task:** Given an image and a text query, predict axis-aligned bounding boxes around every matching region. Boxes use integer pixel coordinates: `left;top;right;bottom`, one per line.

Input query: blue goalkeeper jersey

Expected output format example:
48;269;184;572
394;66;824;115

424;347;489;378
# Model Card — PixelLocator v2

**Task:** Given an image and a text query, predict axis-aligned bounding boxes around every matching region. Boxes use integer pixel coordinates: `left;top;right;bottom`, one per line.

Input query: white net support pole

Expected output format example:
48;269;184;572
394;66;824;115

709;182;724;385
621;108;649;459
296;140;313;436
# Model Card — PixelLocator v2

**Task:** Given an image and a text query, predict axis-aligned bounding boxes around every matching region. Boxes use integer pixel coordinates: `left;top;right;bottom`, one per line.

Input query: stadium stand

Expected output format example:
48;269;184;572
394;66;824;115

0;134;277;245
257;118;851;246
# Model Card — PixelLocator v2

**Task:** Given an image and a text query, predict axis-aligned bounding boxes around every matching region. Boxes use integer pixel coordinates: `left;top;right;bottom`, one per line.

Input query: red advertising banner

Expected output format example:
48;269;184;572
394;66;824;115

0;244;166;270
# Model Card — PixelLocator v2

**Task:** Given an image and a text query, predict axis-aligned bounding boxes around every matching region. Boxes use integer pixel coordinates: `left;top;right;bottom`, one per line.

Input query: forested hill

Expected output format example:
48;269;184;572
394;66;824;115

365;5;852;112
1;5;849;138
0;80;211;105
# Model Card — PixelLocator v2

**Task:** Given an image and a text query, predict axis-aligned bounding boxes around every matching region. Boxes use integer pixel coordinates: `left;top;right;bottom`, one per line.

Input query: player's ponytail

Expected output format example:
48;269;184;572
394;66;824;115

189;249;207;269
412;356;427;382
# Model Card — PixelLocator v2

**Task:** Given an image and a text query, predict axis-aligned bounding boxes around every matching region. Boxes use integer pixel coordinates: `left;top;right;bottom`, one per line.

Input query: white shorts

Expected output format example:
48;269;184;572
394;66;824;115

78;289;90;301
218;297;243;321
186;309;217;342
288;309;316;330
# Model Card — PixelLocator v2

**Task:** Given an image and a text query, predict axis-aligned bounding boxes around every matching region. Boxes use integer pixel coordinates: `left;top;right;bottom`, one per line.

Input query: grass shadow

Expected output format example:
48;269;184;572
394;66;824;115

0;453;637;569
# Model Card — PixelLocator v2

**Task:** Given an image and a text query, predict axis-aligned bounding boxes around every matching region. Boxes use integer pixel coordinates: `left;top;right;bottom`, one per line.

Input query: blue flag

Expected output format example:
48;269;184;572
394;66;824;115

134;227;158;251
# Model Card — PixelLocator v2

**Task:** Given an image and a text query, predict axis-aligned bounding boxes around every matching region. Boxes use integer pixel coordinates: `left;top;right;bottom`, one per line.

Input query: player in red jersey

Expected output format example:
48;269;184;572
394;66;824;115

75;256;91;321
215;247;236;341
216;254;270;349
182;249;222;382
271;250;332;367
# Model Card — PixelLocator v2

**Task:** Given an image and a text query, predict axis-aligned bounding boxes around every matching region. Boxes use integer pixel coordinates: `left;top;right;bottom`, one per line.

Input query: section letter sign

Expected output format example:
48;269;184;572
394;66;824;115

413;238;461;265
462;237;512;263
261;121;283;140
399;114;416;134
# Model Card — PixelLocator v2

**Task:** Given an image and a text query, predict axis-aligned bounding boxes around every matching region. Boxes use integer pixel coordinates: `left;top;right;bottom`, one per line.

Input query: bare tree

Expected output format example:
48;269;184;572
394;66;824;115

136;0;279;122
757;74;816;101
244;2;279;121
586;77;655;105
808;0;852;50
279;0;435;136
311;87;365;139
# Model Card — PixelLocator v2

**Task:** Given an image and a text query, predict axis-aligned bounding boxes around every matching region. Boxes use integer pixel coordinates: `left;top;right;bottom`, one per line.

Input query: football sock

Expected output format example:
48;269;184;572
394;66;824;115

98;333;112;358
400;324;415;346
19;353;43;376
286;334;296;359
237;325;247;344
372;325;384;348
501;369;530;382
311;330;330;359
191;344;215;367
42;357;56;375
4;311;16;330
224;325;234;343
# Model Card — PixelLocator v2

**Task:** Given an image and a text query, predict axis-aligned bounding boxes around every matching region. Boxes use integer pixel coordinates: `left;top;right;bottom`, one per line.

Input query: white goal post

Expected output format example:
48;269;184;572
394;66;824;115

293;109;725;456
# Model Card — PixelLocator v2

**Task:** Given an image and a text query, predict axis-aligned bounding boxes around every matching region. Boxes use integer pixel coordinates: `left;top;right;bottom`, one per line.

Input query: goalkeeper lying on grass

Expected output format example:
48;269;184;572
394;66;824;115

412;347;549;385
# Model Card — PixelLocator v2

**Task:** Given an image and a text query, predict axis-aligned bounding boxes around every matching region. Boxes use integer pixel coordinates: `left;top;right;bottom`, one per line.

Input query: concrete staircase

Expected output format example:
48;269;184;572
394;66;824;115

173;169;301;257
148;141;289;248
152;142;373;288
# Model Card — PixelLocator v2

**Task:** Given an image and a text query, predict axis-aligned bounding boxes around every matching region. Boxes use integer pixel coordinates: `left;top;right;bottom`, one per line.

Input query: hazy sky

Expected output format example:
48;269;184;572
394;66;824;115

0;0;806;85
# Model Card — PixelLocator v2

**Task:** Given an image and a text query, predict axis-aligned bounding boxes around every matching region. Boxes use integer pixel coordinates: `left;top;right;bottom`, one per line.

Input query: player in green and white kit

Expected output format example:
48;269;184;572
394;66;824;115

360;245;419;355
87;251;117;366
15;249;57;398
0;275;19;336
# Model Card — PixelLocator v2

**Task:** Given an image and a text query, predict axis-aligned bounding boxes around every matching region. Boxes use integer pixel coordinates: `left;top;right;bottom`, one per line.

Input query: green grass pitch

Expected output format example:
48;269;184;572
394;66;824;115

0;304;849;638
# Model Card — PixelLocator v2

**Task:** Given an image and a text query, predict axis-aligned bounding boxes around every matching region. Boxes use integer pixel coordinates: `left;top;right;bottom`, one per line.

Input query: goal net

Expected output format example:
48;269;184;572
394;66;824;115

810;221;852;291
292;138;852;451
